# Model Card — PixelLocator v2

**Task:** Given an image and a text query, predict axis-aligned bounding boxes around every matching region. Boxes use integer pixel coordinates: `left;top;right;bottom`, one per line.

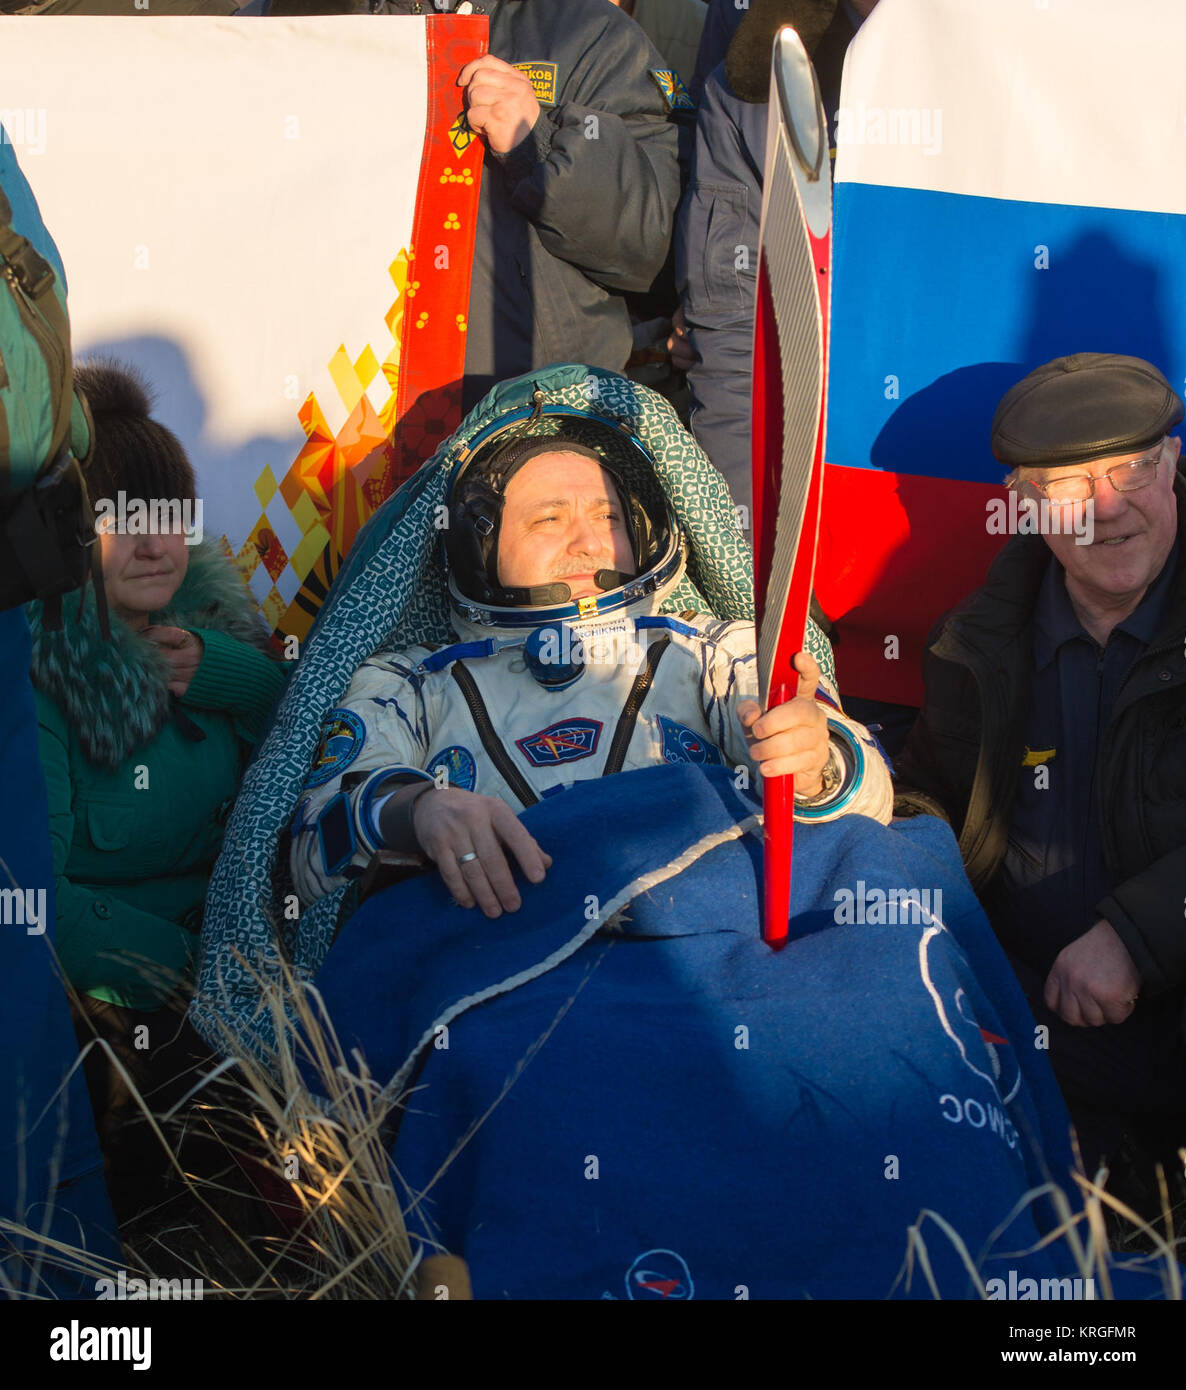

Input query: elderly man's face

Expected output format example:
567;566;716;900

1017;435;1180;610
497;453;635;600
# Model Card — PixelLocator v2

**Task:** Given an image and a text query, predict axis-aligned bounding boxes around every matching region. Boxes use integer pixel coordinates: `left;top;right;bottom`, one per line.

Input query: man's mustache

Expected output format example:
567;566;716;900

547;555;618;581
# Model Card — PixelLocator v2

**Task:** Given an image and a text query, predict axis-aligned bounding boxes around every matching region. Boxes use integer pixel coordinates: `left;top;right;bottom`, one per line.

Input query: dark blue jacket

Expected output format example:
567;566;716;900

674;60;765;507
675;1;860;506
688;0;744;101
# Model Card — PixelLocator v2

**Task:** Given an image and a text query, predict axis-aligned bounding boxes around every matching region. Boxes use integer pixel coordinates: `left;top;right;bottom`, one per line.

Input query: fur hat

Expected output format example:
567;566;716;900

73;360;197;511
726;0;840;103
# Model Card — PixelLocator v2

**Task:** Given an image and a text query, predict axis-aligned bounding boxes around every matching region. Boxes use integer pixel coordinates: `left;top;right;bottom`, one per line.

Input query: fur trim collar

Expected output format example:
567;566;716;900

27;541;271;769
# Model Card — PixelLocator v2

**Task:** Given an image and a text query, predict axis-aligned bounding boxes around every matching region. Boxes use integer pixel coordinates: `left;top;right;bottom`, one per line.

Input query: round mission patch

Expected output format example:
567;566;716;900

306;708;366;787
427;744;478;792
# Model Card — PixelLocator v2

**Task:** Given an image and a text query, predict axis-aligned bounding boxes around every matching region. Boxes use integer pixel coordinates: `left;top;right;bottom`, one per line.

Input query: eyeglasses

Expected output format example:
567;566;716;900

1010;440;1165;504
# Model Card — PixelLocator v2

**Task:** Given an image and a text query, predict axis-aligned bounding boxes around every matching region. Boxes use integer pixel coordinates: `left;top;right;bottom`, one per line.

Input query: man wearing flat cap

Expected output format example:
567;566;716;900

897;353;1186;1183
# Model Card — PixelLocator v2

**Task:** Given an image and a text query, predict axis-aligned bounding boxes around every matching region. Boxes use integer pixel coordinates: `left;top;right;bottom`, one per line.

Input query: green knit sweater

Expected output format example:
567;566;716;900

28;543;287;1010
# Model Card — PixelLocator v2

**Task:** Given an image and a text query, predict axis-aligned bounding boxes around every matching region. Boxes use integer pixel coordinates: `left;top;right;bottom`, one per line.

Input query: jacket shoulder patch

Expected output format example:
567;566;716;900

649;69;696;112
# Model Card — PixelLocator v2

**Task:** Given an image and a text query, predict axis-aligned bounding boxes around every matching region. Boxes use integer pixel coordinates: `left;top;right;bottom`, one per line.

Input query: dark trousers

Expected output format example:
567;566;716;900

1008;954;1186;1175
70;994;302;1252
69;993;214;1228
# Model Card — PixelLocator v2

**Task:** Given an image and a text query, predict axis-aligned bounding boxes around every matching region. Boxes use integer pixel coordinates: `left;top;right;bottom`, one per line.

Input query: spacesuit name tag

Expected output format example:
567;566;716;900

571;614;639;667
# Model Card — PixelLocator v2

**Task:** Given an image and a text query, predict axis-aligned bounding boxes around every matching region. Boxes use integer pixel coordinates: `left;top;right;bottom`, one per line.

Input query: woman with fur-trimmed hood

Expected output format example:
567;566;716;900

27;361;286;1222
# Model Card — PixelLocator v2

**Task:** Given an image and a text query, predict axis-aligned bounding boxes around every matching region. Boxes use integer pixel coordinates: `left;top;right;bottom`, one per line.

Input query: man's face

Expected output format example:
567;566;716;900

1015;435;1180;609
497;453;635;600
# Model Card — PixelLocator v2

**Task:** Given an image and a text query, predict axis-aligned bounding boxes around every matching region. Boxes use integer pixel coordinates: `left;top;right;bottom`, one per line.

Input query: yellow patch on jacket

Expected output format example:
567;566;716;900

513;61;558;106
1021;746;1057;767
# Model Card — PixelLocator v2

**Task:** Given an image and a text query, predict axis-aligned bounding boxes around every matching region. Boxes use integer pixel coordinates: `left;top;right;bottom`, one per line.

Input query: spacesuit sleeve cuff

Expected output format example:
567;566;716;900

354;766;435;856
792;721;864;820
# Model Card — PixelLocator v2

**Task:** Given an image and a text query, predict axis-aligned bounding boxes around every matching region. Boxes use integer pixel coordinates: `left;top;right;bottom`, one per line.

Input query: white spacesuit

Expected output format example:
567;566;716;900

290;538;893;906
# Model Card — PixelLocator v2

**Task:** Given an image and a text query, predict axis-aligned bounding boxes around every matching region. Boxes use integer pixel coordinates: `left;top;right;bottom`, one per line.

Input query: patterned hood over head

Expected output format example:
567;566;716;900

192;365;763;1063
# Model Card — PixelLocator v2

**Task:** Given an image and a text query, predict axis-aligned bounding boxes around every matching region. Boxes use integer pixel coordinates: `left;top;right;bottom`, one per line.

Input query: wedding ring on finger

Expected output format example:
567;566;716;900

458;851;480;865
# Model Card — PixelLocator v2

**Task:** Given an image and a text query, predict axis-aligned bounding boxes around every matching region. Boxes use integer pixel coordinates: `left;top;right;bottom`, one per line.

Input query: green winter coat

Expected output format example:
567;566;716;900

28;542;287;1010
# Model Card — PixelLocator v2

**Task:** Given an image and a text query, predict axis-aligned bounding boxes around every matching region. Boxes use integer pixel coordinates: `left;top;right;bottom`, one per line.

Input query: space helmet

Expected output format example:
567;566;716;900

441;401;686;631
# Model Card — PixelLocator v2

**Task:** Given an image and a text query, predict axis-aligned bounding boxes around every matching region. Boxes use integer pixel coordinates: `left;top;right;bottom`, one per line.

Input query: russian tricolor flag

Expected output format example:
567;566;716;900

819;0;1186;704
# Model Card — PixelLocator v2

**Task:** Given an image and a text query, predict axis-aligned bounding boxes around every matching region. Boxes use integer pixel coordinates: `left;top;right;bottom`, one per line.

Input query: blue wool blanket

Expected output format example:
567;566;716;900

308;763;1168;1300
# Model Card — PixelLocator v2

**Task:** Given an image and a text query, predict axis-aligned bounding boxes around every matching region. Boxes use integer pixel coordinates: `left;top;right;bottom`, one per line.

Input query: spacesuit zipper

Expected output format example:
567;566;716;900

451;663;540;807
602;636;671;776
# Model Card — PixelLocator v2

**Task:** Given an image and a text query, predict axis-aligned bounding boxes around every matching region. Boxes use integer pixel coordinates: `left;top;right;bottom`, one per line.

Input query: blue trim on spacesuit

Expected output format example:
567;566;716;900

412;612;709;679
415;639;504;674
635;615;700;640
793;721;865;820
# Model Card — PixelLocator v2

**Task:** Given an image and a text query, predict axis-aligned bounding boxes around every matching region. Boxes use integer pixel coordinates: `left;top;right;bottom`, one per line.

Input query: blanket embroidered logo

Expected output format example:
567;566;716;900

516;718;602;767
625;1249;694;1300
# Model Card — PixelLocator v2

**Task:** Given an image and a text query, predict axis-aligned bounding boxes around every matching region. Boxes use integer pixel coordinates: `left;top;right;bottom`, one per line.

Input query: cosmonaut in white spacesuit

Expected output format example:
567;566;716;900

290;433;893;917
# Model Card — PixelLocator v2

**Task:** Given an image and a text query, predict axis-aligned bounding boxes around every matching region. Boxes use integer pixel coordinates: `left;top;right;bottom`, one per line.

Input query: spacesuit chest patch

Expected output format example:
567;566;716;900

657;716;722;766
306;708;366;788
427;745;478;792
515;718;602;767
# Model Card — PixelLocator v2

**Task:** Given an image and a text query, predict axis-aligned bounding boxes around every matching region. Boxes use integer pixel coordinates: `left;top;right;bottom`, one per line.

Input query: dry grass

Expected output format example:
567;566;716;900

895;1156;1186;1300
3;957;430;1300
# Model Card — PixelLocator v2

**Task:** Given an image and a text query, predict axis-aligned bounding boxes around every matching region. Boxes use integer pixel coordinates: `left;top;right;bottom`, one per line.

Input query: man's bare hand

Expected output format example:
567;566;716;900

667;305;697;373
143;625;203;697
458;55;540;155
736;651;829;797
1043;919;1141;1027
412;786;552;918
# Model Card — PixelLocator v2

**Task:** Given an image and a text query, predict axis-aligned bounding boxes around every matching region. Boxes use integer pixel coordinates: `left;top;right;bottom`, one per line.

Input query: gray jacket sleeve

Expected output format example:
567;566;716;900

493;12;681;294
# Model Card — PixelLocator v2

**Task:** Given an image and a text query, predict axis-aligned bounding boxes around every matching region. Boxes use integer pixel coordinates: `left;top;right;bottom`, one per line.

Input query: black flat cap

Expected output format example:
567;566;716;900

991;353;1184;468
